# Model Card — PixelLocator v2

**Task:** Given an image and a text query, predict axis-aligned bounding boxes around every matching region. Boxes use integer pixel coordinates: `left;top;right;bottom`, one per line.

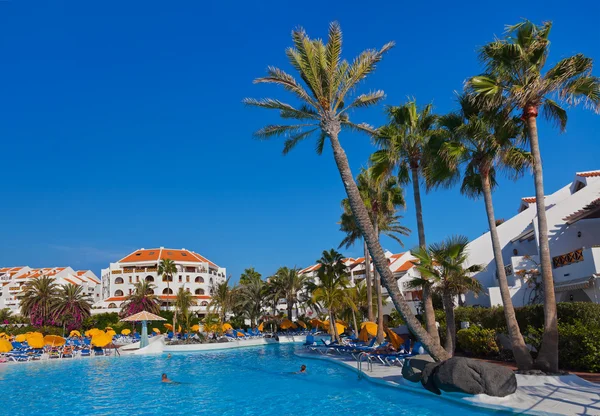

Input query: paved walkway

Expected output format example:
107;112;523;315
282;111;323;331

473;358;600;384
296;350;600;415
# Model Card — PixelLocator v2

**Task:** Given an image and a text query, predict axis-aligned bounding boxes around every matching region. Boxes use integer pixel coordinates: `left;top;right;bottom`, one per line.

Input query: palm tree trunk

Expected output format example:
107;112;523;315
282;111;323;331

327;130;449;361
287;301;293;320
411;166;439;343
352;309;359;336
173;310;177;340
481;171;533;370
525;114;558;373
441;291;455;355
329;310;339;343
364;240;374;322
374;224;385;344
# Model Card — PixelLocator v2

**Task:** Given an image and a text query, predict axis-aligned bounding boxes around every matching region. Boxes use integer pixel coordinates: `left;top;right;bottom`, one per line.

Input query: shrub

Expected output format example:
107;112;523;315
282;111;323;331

457;325;499;357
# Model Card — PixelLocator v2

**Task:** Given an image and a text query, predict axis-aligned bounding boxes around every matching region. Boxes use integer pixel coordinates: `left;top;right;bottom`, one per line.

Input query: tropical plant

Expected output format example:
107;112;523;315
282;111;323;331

208;277;235;324
239;268;262;285
411;236;484;355
370;99;441;346
52;283;92;333
434;93;534;369
19;276;59;327
235;275;265;327
467;19;600;372
311;250;355;342
120;280;161;316
0;308;13;325
271;267;307;319
245;22;448;360
174;287;197;332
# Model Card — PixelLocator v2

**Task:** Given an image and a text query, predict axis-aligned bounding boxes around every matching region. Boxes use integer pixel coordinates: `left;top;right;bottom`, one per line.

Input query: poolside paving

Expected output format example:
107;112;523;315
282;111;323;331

296;349;600;416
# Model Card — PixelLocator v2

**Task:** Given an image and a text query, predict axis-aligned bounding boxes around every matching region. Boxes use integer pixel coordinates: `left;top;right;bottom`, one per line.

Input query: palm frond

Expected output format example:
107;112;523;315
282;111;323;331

282;128;318;155
253;124;317;140
541;98;568;132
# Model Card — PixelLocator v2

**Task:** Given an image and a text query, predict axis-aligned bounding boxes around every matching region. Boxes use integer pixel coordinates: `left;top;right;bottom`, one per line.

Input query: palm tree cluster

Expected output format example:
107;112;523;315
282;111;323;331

246;20;600;372
19;276;92;332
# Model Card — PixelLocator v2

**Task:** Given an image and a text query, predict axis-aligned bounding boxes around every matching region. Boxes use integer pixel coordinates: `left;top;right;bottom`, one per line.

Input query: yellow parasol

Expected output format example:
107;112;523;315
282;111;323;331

153;328;161;334
222;323;233;331
121;329;131;335
191;325;200;332
258;322;264;332
86;328;102;337
27;334;44;348
164;323;173;331
178;325;182;333
0;333;7;339
385;328;404;350
0;338;13;353
69;330;81;337
323;320;346;336
280;319;297;330
91;332;112;347
104;326;113;331
44;335;66;347
309;318;324;328
106;330;117;338
236;331;245;337
15;334;28;343
297;320;307;329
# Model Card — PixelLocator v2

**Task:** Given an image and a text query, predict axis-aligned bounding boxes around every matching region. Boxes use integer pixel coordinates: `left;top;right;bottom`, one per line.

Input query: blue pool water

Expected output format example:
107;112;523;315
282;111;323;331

0;345;507;415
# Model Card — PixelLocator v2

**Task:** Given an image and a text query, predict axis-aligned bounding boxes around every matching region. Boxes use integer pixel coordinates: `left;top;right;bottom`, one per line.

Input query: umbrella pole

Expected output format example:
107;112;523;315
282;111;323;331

140;320;149;348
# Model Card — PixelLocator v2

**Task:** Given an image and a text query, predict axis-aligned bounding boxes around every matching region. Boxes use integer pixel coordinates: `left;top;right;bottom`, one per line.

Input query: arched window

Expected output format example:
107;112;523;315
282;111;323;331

209;278;213;285
148;289;155;295
146;275;154;282
115;277;124;284
200;301;208;306
108;303;117;308
162;288;173;295
114;290;124;296
195;288;205;295
195;276;204;283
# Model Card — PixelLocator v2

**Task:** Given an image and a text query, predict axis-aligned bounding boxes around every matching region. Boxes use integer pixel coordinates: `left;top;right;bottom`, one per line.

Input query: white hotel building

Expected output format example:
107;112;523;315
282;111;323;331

0;266;101;313
465;170;600;307
94;247;226;316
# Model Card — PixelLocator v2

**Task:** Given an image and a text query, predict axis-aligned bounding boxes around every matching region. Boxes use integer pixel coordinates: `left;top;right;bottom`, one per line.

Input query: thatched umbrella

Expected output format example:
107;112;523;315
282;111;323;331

120;311;166;348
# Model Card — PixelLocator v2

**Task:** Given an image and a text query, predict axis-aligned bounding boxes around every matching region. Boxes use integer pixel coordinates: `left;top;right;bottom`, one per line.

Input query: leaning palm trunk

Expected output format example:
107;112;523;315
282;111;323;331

525;114;558;373
411;166;439;344
364;240;374;322
352;310;359;336
441;292;456;355
329;310;339;343
481;172;534;370
328;129;450;361
374;224;385;343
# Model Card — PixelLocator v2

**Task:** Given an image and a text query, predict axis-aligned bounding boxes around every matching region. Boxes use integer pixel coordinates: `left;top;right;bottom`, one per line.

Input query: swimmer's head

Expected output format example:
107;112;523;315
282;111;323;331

300;365;306;372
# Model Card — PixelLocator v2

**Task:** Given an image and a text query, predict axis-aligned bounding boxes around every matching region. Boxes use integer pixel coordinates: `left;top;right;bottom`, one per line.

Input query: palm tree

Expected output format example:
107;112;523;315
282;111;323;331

208;277;235;324
236;276;265;327
434;93;534;369
158;258;177;334
120;280;161;316
19;276;59;326
0;308;12;324
467;19;600;372
412;236;484;355
312;250;354;342
174;287;196;333
52;284;92;333
263;277;284;316
272;267;307;320
245;22;449;361
239;268;262;285
370;100;441;346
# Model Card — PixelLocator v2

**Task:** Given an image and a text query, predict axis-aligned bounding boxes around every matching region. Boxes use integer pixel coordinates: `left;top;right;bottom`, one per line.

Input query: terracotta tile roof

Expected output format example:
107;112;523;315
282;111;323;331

394;261;416;273
64;278;79;285
118;248;219;268
350;257;365;268
390;252;405;259
576;170;600;178
521;197;536;203
104;296;126;302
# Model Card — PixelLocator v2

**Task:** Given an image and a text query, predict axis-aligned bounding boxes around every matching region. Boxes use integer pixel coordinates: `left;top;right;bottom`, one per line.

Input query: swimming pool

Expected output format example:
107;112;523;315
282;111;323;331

0;345;506;415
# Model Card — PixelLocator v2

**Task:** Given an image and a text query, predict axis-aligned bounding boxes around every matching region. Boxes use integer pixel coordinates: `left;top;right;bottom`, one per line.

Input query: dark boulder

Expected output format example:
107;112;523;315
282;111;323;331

402;354;436;383
421;357;517;397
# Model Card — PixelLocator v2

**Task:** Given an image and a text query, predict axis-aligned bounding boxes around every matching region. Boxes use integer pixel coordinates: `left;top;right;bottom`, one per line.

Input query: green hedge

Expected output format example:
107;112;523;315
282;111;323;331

457;326;499;357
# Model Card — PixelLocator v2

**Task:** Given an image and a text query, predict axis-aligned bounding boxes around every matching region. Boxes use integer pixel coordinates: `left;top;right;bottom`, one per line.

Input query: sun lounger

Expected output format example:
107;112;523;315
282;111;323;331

93;347;105;356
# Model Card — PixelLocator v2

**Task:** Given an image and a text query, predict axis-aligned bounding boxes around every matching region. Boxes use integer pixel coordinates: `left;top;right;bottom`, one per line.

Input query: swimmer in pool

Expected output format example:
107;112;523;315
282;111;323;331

297;365;306;374
167;353;172;359
162;373;174;383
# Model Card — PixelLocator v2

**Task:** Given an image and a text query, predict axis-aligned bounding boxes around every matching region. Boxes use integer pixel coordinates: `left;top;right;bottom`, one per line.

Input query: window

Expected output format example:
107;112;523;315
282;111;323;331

149;251;155;255
195;288;205;295
114;290;124;296
162;288;173;295
195;276;204;283
186;288;190;292
115;277;124;284
209;278;213;285
200;301;208;306
128;276;132;283
136;276;139;283
178;275;182;283
108;303;117;308
148;289;155;295
186;276;190;283
162;275;173;282
145;276;154;282
181;252;187;256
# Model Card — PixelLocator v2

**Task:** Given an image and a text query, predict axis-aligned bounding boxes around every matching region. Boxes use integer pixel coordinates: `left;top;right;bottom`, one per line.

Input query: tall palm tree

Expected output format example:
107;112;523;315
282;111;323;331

158;258;177;334
239;268;262;285
19;276;59;326
245;22;448;361
434;93;534;369
370;100;441;346
467;19;600;372
235;276;265;327
175;287;196;332
264;277;284;316
312;250;354;342
208;277;235;324
0;308;12;324
52;283;92;333
273;267;307;319
412;236;484;355
120;280;161;316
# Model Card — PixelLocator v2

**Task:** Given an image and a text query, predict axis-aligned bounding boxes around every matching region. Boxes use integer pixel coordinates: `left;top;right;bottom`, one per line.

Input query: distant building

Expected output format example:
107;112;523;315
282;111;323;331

0;266;101;313
94;247;226;316
465;170;600;307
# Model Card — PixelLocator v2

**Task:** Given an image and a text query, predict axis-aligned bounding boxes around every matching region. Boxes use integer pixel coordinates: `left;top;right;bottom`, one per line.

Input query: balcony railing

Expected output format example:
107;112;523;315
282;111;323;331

552;248;584;269
111;270;122;274
504;263;514;276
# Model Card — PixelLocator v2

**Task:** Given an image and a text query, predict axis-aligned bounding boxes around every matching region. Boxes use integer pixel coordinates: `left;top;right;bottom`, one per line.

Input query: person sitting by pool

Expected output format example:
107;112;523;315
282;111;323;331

372;344;396;354
297;365;306;374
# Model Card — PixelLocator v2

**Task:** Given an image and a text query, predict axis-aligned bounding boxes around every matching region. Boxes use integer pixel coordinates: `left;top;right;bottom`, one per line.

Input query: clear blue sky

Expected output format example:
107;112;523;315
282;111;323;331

1;1;599;282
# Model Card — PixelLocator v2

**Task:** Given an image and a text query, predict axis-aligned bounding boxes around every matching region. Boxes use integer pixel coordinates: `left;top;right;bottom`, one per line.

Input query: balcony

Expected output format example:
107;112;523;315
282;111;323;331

551;247;600;286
